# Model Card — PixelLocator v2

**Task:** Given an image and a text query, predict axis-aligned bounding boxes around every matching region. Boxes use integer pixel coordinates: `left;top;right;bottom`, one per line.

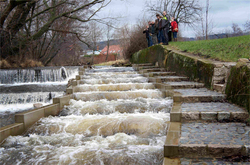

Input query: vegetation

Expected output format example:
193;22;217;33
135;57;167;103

0;0;112;68
170;35;250;62
94;59;128;66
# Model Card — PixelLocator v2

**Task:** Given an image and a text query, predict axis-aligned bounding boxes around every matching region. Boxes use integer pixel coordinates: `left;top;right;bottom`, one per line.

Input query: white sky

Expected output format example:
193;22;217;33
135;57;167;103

96;0;250;38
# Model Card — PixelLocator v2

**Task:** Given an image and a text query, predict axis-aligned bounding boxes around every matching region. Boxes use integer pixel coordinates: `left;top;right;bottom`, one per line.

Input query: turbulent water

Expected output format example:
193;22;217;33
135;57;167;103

0;67;78;114
0;66;172;165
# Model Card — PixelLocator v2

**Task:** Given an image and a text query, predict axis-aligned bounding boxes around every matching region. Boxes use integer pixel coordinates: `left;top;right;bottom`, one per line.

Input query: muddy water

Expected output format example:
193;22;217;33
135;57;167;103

0;66;172;165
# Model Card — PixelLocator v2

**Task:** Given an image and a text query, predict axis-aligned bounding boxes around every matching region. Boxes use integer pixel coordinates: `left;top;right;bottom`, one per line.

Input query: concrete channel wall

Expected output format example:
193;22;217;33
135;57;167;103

131;45;250;114
0;67;87;144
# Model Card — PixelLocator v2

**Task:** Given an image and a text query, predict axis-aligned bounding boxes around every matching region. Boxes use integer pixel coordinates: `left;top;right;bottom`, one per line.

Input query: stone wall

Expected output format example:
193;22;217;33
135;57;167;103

132;45;215;88
131;45;250;113
225;63;250;113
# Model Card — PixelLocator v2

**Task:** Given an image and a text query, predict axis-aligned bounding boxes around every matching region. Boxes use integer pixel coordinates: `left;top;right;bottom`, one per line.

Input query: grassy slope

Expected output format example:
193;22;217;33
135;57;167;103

170;35;250;62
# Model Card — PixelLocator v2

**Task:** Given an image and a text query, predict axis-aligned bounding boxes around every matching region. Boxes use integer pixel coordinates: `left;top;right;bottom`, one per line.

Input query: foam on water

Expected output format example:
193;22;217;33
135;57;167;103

80;77;149;84
0;132;165;165
74;83;155;92
74;89;163;101
0;66;171;165
26;112;169;137
61;98;173;115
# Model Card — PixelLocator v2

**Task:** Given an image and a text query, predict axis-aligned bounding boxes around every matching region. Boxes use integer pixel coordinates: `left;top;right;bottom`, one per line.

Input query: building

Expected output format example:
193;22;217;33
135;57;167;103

100;45;123;59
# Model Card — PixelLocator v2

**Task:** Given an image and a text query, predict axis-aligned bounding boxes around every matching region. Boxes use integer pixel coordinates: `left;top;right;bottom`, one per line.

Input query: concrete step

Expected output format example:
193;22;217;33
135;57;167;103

171;88;226;103
213;83;225;93
164;122;250;158
179;122;250;158
137;66;159;70
144;72;176;77
158;76;189;82
180;157;250;164
164;81;205;89
139;68;166;74
170;102;249;122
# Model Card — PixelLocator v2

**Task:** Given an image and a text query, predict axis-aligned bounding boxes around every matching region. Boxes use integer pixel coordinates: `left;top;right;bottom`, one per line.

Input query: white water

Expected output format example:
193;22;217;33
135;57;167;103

0;66;172;165
0;66;78;84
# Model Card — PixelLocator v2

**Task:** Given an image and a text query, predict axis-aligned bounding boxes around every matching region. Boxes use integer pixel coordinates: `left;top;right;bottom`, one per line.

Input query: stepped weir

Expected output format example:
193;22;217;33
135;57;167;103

0;66;172;164
1;63;249;164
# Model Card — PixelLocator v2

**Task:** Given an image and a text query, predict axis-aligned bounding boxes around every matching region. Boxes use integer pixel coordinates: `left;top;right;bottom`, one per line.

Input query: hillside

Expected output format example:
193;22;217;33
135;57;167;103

170;35;250;62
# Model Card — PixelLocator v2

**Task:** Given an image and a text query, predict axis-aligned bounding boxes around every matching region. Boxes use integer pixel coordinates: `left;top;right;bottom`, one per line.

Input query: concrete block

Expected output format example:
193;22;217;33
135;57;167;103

163;158;180;165
218;112;230;121
79;68;85;72
76;75;81;80
170;112;181;122
223;145;244;157
208;144;224;156
179;144;207;157
79;71;84;75
164;145;179;157
53;94;73;109
44;103;60;117
231;112;249;121
0;123;24;144
72;80;78;86
66;87;73;94
201;112;217;121
181;112;200;121
15;108;45;131
173;95;183;103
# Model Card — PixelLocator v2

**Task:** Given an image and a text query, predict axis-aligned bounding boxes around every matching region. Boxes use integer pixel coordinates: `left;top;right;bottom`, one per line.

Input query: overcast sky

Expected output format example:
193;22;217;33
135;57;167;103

97;0;250;38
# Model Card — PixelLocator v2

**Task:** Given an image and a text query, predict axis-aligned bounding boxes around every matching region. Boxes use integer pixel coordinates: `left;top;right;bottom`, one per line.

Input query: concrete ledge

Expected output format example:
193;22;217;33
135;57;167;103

170;103;181;122
179;144;247;158
164;122;181;157
163;158;180;165
44;103;60;117
53;94;73;109
0;123;24;144
181;111;249;122
79;71;84;75
66;86;73;94
15;108;45;131
173;95;226;103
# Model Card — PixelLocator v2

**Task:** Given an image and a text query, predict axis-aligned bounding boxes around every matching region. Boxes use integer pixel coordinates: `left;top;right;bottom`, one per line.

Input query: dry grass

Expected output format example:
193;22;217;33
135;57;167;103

0;60;12;69
94;59;129;66
20;59;44;68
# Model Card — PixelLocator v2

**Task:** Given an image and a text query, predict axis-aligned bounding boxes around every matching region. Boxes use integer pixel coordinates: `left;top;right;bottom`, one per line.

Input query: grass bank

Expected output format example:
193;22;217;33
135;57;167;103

170;35;250;62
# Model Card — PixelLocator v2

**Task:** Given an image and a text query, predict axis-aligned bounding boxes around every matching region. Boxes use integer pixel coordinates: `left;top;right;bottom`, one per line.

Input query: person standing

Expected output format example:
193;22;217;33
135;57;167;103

143;25;150;47
161;11;170;45
149;21;158;45
156;14;165;44
171;17;178;42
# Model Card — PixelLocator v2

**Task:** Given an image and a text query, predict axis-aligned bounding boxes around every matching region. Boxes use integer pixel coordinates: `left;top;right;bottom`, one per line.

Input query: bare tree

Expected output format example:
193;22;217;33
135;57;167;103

244;20;250;33
0;0;112;65
232;23;243;36
145;0;202;26
193;0;213;40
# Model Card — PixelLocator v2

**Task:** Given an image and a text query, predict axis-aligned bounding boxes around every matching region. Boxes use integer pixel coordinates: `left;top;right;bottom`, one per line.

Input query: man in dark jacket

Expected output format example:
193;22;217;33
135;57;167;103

161;11;170;45
149;21;158;45
156;13;165;44
143;25;151;47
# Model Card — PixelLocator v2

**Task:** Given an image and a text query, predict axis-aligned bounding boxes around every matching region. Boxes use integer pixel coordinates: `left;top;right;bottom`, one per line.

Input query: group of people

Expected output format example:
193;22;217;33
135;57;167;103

143;11;178;47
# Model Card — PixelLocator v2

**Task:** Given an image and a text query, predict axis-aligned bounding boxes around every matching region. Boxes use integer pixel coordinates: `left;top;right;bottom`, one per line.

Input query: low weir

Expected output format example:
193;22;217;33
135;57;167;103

0;66;172;164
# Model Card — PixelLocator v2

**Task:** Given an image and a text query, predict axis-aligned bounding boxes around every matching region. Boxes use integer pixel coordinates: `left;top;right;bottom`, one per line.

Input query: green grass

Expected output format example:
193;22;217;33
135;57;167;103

170;35;250;62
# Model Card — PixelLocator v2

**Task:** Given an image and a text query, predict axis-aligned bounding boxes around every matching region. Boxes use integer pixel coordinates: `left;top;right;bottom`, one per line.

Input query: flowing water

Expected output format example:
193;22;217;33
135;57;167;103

0;66;172;165
0;66;79;127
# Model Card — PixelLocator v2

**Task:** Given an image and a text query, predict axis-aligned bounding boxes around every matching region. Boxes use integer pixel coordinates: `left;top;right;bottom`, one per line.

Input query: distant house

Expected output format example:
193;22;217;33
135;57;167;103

80;50;101;57
100;45;123;59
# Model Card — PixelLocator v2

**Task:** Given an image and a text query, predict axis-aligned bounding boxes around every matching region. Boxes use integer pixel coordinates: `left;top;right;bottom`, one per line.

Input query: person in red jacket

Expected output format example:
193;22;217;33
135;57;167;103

171;17;178;42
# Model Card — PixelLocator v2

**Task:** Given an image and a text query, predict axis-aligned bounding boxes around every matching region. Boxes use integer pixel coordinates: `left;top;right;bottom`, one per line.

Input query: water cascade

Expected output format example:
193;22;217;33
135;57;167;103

0;66;172;165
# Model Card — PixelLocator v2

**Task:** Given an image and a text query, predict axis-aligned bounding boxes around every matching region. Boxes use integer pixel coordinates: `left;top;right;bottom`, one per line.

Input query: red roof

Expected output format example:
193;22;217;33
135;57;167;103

100;45;122;55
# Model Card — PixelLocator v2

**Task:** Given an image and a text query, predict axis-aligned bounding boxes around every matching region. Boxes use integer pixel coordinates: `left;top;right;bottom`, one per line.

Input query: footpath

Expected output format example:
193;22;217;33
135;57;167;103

133;63;250;165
